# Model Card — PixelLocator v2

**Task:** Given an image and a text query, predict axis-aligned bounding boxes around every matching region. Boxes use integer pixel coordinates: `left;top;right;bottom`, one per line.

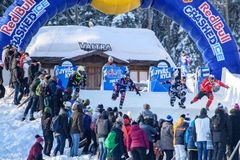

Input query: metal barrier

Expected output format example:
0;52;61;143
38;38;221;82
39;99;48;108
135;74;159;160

229;140;240;160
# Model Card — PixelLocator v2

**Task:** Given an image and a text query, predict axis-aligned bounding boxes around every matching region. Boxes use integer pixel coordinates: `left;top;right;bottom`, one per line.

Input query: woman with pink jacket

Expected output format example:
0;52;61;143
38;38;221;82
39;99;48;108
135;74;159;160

127;121;149;160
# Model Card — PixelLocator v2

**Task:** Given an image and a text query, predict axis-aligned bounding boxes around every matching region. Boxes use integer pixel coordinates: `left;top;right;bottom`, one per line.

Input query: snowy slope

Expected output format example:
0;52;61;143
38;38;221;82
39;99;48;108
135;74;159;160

0;89;232;160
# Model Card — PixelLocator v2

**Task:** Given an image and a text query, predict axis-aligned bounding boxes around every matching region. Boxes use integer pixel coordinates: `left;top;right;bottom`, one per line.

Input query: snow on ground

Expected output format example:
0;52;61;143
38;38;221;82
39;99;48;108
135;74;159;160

0;88;233;160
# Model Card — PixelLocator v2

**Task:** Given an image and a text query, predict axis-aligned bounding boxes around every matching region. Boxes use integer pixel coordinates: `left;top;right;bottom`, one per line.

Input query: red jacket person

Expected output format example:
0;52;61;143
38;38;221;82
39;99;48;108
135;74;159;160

191;75;229;110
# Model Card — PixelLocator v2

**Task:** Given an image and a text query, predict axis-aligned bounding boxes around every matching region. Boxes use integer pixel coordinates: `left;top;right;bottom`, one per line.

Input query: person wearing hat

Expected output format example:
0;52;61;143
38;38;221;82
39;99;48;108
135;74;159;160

28;60;41;85
66;70;82;100
193;108;211;160
27;135;44;160
191;74;229;110
175;114;190;160
229;103;240;160
104;56;116;67
179;50;190;76
22;53;31;96
112;73;140;109
210;103;231;160
160;115;174;160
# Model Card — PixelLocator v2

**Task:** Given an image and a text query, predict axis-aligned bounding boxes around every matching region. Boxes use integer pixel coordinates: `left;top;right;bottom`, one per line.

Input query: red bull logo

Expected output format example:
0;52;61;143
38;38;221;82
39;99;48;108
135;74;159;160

0;0;36;36
199;2;231;44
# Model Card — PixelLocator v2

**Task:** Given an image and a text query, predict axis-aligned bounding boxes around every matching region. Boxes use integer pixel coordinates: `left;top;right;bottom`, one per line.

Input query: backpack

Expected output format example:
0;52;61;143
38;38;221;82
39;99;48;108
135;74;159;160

104;131;118;154
211;114;221;132
50;115;62;132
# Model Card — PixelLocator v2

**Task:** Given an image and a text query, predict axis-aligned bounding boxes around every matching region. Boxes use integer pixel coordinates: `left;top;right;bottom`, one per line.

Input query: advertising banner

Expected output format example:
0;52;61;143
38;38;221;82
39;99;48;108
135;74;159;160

102;66;128;90
55;65;77;90
149;67;175;92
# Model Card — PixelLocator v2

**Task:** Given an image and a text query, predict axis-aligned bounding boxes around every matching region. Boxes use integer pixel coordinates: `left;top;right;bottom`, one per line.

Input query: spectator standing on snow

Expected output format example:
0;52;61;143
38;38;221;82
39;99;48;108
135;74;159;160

193;108;211;160
12;61;24;105
82;107;93;154
22;55;31;96
53;106;69;156
175;114;190;160
53;79;64;116
96;111;111;160
186;116;198;160
138;104;154;126
211;103;232;160
0;59;4;84
160;115;174;160
28;60;41;85
229;103;240;160
27;135;44;160
70;103;84;157
41;107;53;156
22;72;44;121
127;121;150;160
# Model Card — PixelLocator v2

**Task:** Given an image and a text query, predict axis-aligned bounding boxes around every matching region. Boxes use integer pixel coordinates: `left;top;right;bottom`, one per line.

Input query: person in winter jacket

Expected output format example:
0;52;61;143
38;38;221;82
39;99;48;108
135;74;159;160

41;107;53;156
112;73;140;109
173;114;185;146
96;111;111;160
161;76;188;108
211;104;232;160
27;135;44;160
82;108;92;154
127;121;150;160
66;71;82;99
191;74;229;110
22;55;31;96
111;120;126;160
160;115;174;160
53;79;64;116
186;116;198;160
140;120;158;160
193;108;211;160
69;103;84;157
179;51;190;76
53;106;69;156
229;103;240;160
28;60;41;85
175;114;190;160
38;74;51;112
12;61;24;105
138;104;154;126
45;76;57;113
22;72;44;121
0;60;4;86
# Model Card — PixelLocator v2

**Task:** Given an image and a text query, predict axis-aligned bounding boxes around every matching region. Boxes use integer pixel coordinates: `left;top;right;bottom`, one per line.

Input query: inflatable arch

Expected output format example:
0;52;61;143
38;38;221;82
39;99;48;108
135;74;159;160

0;0;240;79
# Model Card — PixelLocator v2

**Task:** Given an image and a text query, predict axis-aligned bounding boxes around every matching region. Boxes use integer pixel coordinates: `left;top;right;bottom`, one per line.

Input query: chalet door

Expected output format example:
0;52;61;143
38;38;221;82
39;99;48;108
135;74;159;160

86;67;102;90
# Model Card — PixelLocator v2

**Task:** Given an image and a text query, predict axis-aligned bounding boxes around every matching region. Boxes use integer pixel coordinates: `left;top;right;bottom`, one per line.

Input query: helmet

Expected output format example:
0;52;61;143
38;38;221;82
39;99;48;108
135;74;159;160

124;73;130;79
208;74;215;82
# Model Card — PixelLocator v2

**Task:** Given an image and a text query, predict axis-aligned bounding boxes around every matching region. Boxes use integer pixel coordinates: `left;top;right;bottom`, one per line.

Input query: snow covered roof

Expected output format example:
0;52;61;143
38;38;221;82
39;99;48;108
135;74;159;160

27;25;175;66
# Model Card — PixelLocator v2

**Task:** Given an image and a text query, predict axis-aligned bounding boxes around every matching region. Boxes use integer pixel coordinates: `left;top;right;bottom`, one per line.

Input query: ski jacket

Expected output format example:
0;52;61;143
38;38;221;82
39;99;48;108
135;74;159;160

200;78;228;93
114;78;137;92
160;121;174;150
229;109;240;146
186;120;197;151
173;117;184;145
127;124;149;151
211;108;231;144
175;121;189;145
70;105;84;134
194;115;211;142
96;118;111;138
27;142;43;160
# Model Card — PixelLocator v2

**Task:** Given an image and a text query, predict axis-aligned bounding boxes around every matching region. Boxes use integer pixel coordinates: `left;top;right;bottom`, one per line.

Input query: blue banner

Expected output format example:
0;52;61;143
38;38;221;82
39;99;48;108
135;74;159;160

150;67;174;92
196;67;210;92
55;65;77;90
102;66;128;90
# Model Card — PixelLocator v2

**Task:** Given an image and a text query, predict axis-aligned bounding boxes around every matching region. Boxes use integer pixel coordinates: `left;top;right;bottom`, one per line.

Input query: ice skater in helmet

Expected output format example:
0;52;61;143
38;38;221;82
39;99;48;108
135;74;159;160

112;73;141;109
190;74;229;110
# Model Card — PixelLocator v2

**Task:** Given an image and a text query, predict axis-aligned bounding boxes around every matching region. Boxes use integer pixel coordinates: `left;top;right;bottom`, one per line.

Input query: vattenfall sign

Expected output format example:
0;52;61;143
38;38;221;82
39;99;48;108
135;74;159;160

78;42;112;52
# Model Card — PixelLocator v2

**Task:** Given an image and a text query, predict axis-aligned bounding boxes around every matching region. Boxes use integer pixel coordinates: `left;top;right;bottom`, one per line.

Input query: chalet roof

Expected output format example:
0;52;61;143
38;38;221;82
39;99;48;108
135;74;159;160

27;25;175;67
